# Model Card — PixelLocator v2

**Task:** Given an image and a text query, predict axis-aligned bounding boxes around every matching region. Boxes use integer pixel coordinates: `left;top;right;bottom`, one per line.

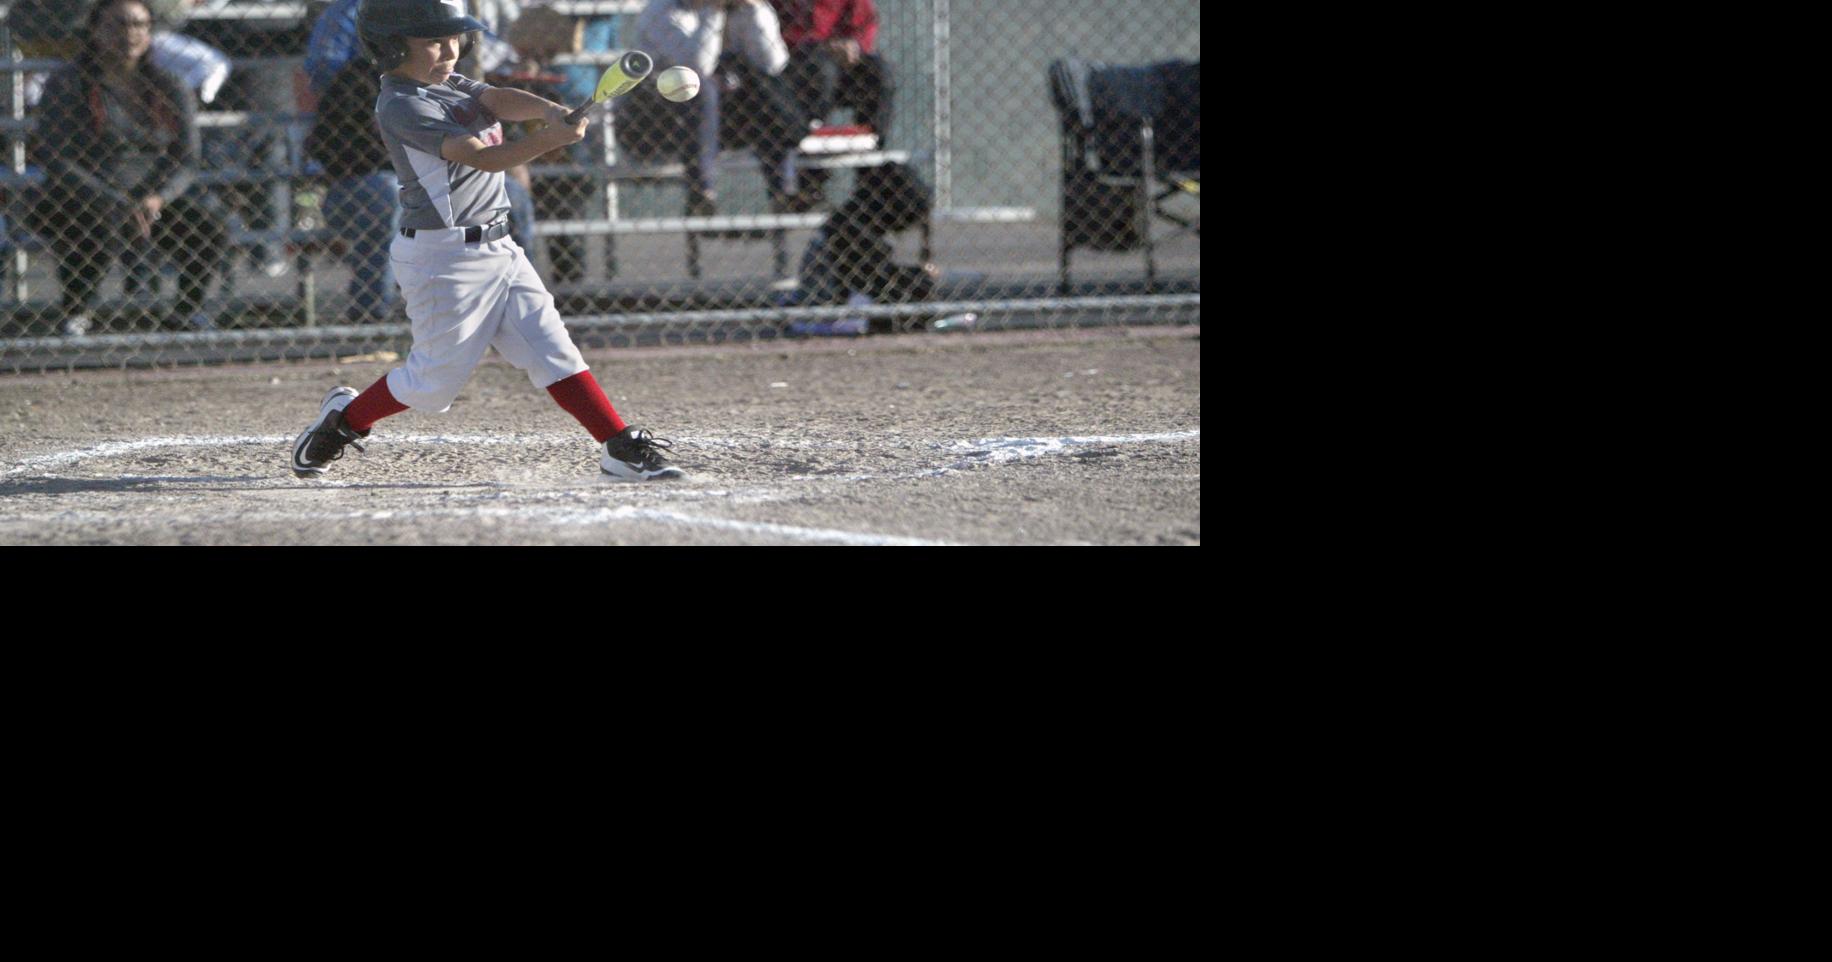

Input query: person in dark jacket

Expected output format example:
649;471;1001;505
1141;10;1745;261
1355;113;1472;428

789;161;935;336
23;0;229;335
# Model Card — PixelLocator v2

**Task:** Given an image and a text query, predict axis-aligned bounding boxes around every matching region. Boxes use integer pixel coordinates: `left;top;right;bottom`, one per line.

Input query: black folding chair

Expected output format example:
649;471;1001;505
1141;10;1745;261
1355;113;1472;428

1049;58;1200;293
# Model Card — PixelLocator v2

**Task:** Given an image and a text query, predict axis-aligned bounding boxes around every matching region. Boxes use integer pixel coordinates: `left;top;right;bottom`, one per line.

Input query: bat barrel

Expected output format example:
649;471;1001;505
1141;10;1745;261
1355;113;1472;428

564;49;656;125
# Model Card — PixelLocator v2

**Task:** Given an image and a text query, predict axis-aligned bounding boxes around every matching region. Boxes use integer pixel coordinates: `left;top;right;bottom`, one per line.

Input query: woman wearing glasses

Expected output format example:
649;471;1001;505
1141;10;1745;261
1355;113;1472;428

22;0;230;335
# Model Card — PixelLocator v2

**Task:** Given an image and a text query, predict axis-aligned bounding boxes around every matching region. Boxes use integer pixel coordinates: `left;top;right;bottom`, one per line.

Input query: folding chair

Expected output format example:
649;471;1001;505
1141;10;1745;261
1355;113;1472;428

1049;58;1200;293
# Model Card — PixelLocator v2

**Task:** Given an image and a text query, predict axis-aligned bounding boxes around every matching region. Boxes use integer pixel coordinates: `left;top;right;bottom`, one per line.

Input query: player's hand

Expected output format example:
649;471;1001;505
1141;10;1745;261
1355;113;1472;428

542;112;588;147
828;38;863;67
130;195;163;239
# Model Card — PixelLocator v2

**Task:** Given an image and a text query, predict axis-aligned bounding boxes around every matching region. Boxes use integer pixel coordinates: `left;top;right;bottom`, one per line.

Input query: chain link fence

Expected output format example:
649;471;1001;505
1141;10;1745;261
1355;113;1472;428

0;0;1198;370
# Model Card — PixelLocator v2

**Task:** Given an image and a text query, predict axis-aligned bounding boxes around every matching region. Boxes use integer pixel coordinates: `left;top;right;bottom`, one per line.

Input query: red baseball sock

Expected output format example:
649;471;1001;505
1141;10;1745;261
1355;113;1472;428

547;370;628;443
342;375;408;433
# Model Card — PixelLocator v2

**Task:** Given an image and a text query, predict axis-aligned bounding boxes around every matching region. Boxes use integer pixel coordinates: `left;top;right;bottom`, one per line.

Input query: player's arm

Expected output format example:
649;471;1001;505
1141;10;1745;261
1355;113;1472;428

477;85;571;125
440;117;586;173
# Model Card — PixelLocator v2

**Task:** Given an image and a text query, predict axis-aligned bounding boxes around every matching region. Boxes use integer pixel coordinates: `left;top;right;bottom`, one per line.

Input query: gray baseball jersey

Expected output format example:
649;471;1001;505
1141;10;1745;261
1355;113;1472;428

375;73;509;231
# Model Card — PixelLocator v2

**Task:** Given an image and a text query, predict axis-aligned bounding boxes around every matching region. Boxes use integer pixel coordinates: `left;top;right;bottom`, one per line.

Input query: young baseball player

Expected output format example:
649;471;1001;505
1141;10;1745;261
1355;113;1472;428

291;0;684;481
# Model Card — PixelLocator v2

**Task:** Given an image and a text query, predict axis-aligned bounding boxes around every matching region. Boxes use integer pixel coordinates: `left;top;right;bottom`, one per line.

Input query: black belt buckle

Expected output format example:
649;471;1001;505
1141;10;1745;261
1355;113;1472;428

402;220;505;242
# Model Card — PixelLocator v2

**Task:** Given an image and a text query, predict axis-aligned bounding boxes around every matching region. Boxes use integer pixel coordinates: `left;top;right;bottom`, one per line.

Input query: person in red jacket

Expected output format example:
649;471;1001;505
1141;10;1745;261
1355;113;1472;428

771;0;893;201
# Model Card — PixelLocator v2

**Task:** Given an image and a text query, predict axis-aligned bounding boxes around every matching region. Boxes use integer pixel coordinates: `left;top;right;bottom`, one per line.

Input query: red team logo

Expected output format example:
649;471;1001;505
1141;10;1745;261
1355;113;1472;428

451;101;501;145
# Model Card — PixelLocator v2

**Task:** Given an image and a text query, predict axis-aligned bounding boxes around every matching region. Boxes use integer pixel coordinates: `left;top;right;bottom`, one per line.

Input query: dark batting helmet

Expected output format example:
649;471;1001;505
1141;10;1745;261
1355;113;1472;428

357;0;487;71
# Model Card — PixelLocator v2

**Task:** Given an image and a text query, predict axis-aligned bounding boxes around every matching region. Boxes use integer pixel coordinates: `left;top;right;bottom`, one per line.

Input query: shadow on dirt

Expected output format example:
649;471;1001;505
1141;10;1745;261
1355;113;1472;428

0;476;502;496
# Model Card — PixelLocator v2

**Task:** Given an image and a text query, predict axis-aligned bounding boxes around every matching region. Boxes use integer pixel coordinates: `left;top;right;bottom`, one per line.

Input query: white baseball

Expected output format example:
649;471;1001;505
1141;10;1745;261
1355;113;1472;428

656;66;701;102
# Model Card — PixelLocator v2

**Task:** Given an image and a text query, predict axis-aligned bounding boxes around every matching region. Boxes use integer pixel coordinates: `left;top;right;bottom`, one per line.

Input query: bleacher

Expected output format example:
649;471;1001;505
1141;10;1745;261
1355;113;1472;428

1;0;1035;327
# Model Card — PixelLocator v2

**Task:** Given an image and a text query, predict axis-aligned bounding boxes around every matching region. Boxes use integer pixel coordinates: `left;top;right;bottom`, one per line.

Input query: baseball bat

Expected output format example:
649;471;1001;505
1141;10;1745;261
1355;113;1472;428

563;51;654;125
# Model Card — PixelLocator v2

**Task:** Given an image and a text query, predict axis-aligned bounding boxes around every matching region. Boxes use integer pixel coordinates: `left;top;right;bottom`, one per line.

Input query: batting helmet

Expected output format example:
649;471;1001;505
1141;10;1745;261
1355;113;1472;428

357;0;486;72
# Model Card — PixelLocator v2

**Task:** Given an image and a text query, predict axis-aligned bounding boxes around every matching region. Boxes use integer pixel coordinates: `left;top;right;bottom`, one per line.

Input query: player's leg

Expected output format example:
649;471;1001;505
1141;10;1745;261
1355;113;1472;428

291;233;498;478
383;237;514;413
484;241;685;480
290;384;366;479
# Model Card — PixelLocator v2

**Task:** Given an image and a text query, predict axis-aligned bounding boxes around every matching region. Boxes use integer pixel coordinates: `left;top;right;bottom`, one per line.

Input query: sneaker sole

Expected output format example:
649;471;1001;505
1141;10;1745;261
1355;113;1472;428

600;462;688;482
291;386;359;479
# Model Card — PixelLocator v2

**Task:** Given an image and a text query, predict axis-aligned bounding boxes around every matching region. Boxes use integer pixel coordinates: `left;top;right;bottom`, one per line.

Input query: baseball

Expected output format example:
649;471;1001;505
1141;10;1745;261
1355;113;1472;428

656;66;700;102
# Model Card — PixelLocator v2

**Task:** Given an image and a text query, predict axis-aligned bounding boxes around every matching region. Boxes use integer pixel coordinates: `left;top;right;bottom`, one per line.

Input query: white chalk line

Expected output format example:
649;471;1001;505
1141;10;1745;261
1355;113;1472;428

2;429;1196;544
1;434;587;477
450;505;949;546
0;503;949;546
778;429;1203;482
5;429;1200;480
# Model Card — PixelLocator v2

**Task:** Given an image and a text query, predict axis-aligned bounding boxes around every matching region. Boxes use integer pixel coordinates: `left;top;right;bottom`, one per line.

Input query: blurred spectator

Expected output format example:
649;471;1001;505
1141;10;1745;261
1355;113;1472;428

303;59;400;322
771;0;888;133
622;0;807;214
771;0;889;208
21;0;229;334
301;0;364;94
787;161;933;336
467;0;525;75
118;2;232;298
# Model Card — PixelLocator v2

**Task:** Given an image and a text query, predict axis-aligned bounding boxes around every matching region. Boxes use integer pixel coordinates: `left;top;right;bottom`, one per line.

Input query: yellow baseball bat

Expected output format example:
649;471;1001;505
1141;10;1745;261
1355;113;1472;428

563;51;654;125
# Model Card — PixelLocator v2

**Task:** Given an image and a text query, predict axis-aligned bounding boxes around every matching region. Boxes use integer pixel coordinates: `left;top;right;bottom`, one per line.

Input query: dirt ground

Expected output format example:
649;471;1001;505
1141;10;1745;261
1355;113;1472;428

0;325;1200;545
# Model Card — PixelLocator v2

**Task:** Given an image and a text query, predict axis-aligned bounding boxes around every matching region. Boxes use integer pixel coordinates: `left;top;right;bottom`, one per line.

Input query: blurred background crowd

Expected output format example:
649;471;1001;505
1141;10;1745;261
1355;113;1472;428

0;0;1198;352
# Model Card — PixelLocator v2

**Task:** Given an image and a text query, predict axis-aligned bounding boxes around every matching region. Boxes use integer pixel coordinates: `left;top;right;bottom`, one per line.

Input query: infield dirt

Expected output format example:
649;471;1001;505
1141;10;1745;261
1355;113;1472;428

0;326;1199;545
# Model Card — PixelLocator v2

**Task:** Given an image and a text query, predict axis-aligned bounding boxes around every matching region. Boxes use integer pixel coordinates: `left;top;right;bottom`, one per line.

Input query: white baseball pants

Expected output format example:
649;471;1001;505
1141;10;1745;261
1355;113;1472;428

384;231;589;413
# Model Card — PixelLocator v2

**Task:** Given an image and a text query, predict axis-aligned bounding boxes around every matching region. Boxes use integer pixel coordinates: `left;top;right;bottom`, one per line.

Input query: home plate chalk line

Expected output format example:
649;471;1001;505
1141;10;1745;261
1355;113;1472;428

5;430;1199;478
2;429;1198;545
0;503;952;547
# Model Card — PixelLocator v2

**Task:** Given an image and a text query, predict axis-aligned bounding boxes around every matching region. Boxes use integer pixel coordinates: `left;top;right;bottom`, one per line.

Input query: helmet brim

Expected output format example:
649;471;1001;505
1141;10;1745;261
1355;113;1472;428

399;15;487;38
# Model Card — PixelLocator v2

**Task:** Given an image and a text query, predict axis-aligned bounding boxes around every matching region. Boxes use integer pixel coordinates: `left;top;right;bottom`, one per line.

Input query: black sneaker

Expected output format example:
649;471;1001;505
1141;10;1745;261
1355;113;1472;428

291;386;368;479
601;427;686;481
